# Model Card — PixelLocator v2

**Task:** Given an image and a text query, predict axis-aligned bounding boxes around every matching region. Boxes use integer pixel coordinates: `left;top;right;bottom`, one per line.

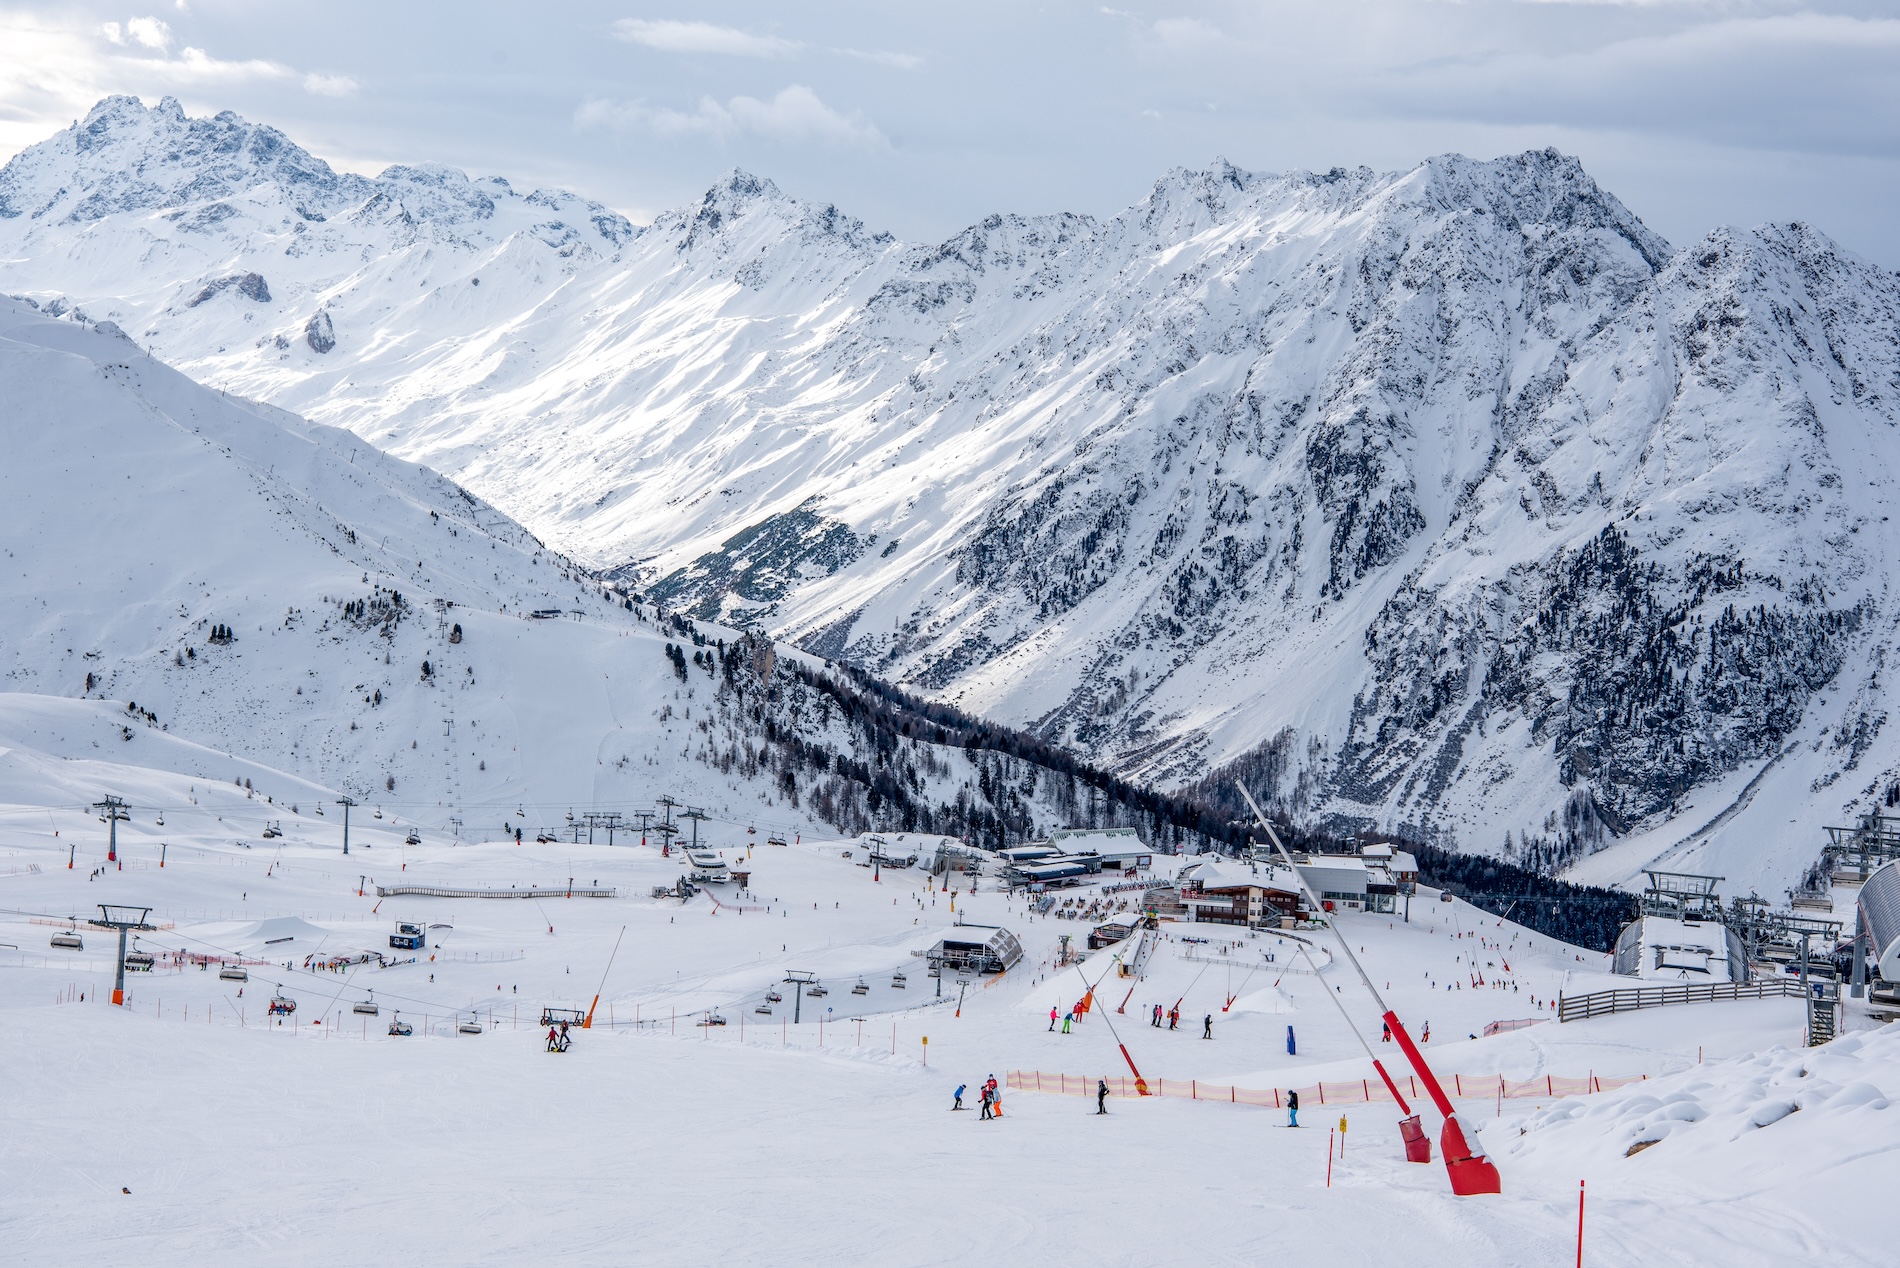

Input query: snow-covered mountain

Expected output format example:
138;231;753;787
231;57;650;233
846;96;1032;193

7;95;1900;894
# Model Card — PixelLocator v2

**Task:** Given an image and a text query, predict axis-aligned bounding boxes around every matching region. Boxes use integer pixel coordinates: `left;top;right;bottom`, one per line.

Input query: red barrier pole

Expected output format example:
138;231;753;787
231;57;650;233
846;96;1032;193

1327;1131;1334;1187
1576;1180;1585;1266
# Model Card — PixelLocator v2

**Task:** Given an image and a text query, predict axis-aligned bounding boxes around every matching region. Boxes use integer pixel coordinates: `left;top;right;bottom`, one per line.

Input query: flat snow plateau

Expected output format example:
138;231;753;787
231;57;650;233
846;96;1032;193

1;716;1890;1265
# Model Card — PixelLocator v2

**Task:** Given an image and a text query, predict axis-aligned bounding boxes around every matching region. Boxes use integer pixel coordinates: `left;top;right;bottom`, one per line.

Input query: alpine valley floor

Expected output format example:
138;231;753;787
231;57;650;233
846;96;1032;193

1;727;1893;1265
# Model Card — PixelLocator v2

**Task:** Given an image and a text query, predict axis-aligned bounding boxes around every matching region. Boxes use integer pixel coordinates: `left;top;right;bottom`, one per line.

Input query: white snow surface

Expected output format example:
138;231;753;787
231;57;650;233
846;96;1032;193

7;97;1900;893
0;719;1891;1264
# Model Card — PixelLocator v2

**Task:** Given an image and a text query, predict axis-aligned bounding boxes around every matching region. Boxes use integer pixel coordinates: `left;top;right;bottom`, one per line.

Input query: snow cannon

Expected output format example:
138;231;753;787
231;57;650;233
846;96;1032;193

1438;1114;1501;1195
1398;1114;1432;1164
1381;1010;1501;1195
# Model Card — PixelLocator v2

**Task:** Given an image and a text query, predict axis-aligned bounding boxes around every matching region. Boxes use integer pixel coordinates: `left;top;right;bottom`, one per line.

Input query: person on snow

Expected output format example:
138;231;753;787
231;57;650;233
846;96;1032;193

1061;1011;1073;1034
1202;1014;1213;1039
1097;1078;1109;1115
953;1083;966;1110
1049;1005;1059;1031
985;1075;1001;1117
979;1086;993;1120
1167;1007;1179;1031
546;1026;560;1052
1287;1088;1300;1128
1152;1004;1163;1028
1421;1020;1431;1044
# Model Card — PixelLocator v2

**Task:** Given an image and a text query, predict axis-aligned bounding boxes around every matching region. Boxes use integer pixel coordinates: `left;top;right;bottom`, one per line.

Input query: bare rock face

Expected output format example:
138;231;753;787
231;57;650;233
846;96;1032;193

304;309;335;354
185;271;271;308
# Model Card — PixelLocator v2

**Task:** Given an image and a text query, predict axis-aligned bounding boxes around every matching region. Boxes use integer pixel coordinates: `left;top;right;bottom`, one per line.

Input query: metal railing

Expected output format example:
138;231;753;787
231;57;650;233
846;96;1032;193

1558;977;1805;1023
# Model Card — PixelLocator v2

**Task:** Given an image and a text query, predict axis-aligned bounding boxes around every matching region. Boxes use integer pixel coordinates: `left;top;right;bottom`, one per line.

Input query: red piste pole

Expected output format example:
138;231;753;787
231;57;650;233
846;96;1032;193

1576;1180;1585;1267
1326;1130;1334;1187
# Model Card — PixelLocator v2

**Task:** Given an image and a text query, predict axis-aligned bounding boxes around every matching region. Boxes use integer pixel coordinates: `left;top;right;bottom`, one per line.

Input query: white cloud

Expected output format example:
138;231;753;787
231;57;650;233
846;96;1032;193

611;19;800;58
578;84;886;148
103;16;173;52
838;48;923;70
303;72;359;98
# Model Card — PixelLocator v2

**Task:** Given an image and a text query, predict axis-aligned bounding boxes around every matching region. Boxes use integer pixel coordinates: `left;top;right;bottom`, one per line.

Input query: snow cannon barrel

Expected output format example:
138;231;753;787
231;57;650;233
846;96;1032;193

1439;1114;1502;1195
1399;1114;1432;1164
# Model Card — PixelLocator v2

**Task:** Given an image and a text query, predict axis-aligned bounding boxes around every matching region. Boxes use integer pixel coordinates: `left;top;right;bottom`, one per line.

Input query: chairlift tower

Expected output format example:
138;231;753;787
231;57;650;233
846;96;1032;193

336;796;356;856
93;794;129;864
96;903;155;1006
681;807;709;852
783;971;817;1024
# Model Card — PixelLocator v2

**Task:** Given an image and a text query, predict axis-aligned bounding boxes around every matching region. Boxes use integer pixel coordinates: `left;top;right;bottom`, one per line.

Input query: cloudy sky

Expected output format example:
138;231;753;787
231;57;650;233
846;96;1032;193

1;2;1894;263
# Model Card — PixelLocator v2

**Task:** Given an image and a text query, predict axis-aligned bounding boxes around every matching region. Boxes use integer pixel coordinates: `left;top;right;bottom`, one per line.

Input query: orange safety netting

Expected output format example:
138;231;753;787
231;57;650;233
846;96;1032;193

1006;1069;1648;1106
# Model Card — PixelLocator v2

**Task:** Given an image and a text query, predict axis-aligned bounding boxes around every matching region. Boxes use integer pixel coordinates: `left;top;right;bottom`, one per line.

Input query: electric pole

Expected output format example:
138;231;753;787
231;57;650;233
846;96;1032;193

336;796;356;855
93;795;129;865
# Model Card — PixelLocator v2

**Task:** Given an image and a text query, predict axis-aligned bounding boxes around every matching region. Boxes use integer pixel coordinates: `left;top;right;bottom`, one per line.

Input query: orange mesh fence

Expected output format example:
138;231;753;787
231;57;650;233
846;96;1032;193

1007;1069;1648;1106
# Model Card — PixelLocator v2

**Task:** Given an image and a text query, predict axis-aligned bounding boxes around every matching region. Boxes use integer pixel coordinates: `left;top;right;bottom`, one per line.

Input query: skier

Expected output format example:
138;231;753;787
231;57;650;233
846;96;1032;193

953;1083;966;1111
1202;1013;1213;1039
1049;1005;1059;1031
1061;1011;1073;1034
979;1086;994;1120
1097;1078;1109;1115
1287;1088;1300;1128
1167;1007;1179;1031
1381;1020;1391;1043
1152;1003;1163;1028
546;1025;560;1052
1421;1020;1431;1044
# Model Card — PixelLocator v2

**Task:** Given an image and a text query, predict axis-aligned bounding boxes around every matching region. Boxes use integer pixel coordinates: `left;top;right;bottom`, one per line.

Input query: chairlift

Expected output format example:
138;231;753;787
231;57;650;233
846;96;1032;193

698;1013;728;1027
404;830;421;846
50;931;84;950
890;972;908;989
351;994;380;1016
155;812;164;826
764;991;783;1003
218;964;248;982
767;835;788;848
851;979;870;996
387;1011;413;1036
124;951;155;972
373;807;383;820
747;825;757;835
754;1004;773;1015
806;985;828;998
261;822;282;839
458;1017;484;1035
267;990;297;1016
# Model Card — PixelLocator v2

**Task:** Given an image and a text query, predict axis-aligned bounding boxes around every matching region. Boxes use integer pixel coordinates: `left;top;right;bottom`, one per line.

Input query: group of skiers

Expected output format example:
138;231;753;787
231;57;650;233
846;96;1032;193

953;1075;1005;1119
956;1074;1113;1116
1147;1004;1214;1038
545;1020;571;1053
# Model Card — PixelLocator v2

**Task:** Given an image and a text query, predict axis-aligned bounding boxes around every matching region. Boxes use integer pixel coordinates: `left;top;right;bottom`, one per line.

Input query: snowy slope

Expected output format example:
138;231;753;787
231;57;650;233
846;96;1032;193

8;97;1900;891
0;296;794;835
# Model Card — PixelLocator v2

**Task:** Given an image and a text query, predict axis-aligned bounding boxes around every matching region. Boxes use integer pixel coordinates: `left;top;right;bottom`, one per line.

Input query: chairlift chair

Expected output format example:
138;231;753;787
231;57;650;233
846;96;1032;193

218;965;248;981
387;1012;413;1037
764;991;783;1003
267;991;297;1016
405;830;421;846
754;1004;773;1015
373;807;383;819
124;951;155;972
806;985;828;998
851;979;870;995
891;972;908;989
50;931;84;950
698;1013;727;1026
155;812;164;826
352;995;380;1016
458;1017;484;1035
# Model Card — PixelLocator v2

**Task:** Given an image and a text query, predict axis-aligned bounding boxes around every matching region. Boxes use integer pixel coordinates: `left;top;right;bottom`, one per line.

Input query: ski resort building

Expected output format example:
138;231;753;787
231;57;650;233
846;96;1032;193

1046;827;1153;871
1612;916;1750;983
1175;860;1305;928
922;925;1023;975
1859;859;1900;988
